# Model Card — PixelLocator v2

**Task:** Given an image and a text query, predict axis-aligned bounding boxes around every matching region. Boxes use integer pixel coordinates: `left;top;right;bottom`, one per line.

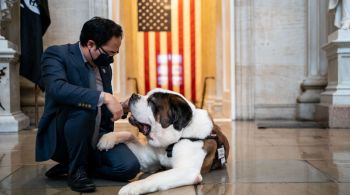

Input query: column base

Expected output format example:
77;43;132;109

0;112;30;132
296;103;316;121
315;104;350;128
296;77;327;121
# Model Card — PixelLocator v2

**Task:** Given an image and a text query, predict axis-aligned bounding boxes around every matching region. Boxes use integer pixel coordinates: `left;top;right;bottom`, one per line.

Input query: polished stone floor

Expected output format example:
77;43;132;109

1;121;350;195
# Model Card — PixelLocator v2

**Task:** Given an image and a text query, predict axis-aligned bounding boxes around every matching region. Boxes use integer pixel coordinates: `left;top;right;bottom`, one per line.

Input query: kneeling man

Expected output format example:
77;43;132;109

35;17;140;192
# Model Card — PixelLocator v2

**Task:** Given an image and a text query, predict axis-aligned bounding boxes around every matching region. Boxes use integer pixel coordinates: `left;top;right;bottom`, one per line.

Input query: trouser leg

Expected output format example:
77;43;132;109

94;143;140;181
51;107;96;175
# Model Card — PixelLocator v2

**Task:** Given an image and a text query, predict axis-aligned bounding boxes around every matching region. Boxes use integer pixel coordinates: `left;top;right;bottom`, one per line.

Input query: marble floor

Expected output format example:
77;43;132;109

1;121;350;195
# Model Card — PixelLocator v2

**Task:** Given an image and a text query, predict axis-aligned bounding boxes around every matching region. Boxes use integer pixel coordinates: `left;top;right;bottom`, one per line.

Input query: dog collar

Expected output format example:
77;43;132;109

165;137;203;158
165;134;226;170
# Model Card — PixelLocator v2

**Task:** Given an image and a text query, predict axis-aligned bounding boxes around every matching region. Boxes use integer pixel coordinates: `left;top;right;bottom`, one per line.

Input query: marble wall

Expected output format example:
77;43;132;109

235;0;308;120
43;0;108;48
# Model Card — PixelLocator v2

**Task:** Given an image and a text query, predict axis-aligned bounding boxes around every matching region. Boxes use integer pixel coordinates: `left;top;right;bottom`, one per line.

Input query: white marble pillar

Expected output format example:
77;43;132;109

0;36;29;132
296;0;328;121
235;0;255;120
317;30;350;128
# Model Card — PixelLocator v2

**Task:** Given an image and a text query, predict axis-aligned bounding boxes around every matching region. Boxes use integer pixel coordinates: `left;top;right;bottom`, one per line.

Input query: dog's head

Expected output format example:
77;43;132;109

128;89;194;147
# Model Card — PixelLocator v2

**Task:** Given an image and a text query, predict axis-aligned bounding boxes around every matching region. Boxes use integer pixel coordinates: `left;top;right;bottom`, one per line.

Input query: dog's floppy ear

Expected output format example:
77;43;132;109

148;93;172;129
159;109;171;129
169;95;193;130
149;92;192;130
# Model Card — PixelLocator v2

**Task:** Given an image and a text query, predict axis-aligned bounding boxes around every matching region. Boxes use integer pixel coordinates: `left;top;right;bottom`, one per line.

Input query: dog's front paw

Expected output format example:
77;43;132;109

118;182;143;195
97;132;118;151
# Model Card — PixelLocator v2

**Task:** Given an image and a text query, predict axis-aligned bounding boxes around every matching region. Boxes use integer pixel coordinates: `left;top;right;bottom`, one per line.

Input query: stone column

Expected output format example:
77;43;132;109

0;36;29;132
235;0;255;120
316;30;350;128
296;0;328;120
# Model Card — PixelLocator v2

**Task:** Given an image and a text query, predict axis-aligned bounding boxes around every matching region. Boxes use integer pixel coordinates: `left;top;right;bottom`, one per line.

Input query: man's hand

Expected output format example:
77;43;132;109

103;92;123;121
120;98;130;119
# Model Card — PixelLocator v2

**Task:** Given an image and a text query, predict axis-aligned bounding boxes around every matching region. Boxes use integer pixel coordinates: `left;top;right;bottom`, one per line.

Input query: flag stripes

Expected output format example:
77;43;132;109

138;0;200;102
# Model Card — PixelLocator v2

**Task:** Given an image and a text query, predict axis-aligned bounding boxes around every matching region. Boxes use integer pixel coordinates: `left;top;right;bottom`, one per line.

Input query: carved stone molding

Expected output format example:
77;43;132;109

0;0;17;21
0;36;30;132
316;30;350;128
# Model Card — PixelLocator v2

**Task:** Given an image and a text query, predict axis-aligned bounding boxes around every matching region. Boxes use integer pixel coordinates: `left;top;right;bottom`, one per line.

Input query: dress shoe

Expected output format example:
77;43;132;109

68;167;96;192
45;163;68;179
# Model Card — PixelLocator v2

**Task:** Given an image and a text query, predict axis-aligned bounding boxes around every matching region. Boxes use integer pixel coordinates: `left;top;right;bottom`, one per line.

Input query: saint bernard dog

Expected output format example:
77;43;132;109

97;88;229;195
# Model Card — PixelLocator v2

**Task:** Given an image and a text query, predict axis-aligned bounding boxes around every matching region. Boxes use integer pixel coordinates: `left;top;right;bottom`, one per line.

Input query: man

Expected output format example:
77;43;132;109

35;17;140;192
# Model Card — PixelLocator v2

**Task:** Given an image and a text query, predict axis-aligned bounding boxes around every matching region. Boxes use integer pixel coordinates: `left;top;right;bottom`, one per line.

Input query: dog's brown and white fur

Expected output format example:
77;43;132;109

97;89;229;195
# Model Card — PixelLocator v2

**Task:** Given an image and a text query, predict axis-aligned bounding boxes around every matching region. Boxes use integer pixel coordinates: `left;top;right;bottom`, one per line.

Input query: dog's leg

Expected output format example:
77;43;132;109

201;139;217;173
118;167;202;195
97;131;136;151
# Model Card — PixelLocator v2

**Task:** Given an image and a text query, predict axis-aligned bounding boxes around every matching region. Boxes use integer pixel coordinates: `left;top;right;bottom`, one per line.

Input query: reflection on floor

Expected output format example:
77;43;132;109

0;121;350;195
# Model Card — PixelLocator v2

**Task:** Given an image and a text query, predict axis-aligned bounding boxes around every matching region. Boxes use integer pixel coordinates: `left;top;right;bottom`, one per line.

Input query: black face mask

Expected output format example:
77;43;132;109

89;48;114;67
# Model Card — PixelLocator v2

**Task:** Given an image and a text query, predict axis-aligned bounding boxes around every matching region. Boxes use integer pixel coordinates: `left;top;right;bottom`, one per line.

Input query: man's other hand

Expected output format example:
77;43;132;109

103;93;123;121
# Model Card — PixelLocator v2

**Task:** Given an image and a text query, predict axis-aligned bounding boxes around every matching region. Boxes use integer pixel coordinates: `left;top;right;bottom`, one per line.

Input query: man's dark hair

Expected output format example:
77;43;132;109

80;17;123;47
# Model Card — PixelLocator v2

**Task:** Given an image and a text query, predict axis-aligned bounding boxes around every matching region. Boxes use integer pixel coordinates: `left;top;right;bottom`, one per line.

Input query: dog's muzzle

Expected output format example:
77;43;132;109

128;115;151;136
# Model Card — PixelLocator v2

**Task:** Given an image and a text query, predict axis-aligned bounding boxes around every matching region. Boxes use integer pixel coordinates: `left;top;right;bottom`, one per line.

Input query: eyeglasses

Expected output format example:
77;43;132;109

99;47;119;57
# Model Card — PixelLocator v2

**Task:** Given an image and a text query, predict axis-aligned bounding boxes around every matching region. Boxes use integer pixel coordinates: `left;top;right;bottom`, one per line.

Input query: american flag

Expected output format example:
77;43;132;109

136;0;201;102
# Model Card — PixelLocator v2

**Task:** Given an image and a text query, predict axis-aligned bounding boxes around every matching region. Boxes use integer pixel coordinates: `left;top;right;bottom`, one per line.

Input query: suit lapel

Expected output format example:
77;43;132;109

69;42;90;88
99;66;112;93
69;42;113;93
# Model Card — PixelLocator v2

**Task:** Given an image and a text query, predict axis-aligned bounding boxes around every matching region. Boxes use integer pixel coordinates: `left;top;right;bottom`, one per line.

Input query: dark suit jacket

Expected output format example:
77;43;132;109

35;42;114;162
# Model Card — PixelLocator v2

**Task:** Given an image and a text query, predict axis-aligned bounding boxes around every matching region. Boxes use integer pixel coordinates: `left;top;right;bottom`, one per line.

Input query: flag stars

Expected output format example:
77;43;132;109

138;0;171;32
